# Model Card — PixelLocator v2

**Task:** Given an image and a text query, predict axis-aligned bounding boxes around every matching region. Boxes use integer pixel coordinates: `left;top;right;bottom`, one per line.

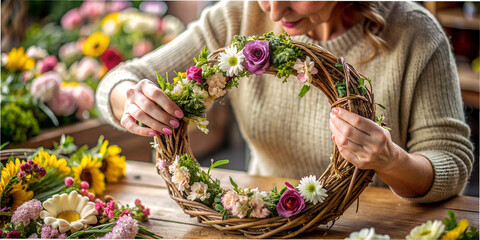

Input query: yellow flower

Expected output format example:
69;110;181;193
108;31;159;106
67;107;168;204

4;47;35;72
99;140;126;183
72;155;105;195
9;184;34;211
31;150;71;177
102;13;121;36
0;158;34;211
82;32;110;57
442;219;469;240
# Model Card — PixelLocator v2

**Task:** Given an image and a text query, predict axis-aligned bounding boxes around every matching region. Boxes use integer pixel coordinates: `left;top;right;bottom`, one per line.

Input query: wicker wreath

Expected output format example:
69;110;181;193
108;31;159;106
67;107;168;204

153;33;377;239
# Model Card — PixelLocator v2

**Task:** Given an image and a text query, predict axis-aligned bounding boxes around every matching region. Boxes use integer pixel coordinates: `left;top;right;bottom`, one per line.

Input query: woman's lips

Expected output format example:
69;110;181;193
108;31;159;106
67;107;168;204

280;19;302;28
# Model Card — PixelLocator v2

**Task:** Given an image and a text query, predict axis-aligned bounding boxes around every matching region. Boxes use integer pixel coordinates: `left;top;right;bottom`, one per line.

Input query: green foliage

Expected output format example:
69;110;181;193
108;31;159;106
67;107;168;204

335;80;347;98
263;186;287;216
21;23;68;55
443;211;479;240
335;62;344;72
298;85;311;98
194;46;209;67
444;210;458;231
208;159;229;175
266;32;303;79
52;134;78;155
1;104;40;143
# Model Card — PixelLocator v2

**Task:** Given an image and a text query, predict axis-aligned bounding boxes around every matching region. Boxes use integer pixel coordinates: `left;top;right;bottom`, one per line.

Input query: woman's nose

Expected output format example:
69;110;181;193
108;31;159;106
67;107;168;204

269;1;289;22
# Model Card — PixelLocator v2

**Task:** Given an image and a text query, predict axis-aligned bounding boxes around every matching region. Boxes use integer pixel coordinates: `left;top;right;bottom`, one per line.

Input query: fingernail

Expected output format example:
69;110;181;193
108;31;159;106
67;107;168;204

148;131;157;137
332;107;339;114
175;110;184;118
162;128;172;135
170;120;179;128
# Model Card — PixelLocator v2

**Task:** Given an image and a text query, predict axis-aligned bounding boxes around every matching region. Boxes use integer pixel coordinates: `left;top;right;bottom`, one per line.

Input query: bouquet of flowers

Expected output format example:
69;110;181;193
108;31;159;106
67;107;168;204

0;135;159;238
1;0;184;144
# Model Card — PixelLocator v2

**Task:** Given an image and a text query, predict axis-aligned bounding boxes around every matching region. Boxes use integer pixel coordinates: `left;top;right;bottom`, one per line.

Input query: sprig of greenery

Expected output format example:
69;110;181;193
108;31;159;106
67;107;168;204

263;32;303;80
263;186;287;216
375;115;391;131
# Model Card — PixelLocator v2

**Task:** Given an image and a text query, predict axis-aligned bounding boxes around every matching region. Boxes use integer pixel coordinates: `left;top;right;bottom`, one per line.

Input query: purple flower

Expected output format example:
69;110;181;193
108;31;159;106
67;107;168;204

276;189;305;218
11;199;43;226
186;66;203;83
102;215;139;239
41;225;60;239
241;40;270;75
139;1;167;16
6;231;21;239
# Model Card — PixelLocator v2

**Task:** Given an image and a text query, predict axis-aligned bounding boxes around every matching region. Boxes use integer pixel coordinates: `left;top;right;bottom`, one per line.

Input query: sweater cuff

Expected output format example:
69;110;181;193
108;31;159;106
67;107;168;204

396;150;459;203
95;70;141;131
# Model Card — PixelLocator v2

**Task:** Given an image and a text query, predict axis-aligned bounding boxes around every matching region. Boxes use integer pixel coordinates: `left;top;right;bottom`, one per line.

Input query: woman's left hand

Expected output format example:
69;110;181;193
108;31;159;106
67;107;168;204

329;107;400;174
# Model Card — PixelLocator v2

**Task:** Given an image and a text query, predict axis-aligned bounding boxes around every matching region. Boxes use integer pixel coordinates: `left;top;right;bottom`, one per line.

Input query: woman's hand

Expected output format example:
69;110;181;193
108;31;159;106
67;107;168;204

329;107;400;174
119;79;184;137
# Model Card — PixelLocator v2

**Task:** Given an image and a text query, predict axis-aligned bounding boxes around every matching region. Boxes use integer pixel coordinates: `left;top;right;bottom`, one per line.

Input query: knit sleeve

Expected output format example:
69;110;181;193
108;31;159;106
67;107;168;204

95;0;245;130
399;18;474;203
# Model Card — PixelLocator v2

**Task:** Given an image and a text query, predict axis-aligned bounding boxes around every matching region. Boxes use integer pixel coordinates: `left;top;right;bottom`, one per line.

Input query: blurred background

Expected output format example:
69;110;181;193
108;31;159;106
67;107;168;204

1;1;478;196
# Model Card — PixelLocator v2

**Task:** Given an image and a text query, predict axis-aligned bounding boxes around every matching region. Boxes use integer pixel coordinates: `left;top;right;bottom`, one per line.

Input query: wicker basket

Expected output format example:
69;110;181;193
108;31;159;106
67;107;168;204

153;40;376;238
0;148;38;163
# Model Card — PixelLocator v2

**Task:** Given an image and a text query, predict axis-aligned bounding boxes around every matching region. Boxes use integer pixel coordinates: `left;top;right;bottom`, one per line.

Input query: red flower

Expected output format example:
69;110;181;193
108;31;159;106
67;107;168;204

101;48;123;70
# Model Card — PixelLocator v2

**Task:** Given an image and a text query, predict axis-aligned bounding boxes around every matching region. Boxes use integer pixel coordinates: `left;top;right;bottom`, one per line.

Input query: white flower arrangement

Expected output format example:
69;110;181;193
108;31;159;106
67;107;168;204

298;175;328;205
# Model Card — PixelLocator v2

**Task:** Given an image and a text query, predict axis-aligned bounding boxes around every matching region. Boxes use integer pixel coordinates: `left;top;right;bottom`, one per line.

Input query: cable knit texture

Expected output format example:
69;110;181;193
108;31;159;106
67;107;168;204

96;1;473;203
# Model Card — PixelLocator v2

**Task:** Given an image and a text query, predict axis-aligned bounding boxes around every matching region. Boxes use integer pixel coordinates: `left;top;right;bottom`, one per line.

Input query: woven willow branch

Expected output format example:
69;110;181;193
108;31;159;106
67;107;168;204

154;40;376;239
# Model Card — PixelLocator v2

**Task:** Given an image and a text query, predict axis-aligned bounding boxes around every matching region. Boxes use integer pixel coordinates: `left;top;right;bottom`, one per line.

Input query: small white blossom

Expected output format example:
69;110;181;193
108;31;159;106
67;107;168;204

297;175;327;205
206;72;227;99
26;46;48;60
168;155;181;174
191;116;209;134
171;166;190;192
187;182;210;201
406;220;445;240
218;45;244;77
345;228;390;240
293;56;318;84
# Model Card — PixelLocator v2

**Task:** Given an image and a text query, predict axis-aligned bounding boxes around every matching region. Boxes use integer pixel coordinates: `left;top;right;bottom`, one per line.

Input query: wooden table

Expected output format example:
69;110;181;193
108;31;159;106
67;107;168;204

106;161;479;239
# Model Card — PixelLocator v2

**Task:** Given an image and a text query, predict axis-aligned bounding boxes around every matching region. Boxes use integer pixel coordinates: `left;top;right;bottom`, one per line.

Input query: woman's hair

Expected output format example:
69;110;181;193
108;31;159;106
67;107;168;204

350;2;389;63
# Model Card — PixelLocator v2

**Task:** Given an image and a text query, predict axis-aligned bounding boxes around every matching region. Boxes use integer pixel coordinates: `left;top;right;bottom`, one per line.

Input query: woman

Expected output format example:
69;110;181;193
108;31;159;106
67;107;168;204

96;1;473;203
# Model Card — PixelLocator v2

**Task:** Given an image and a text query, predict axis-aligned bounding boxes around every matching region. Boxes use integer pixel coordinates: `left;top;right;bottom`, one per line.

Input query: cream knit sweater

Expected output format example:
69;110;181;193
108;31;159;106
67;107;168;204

96;1;473;203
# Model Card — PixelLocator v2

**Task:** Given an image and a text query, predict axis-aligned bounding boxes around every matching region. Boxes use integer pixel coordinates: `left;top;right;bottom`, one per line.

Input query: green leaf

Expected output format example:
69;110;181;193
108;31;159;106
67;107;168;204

335;63;344;72
298;85;311;98
208;159;229;175
229;176;238;191
215;204;224;211
38;101;59;127
0;141;9;150
156;72;166;91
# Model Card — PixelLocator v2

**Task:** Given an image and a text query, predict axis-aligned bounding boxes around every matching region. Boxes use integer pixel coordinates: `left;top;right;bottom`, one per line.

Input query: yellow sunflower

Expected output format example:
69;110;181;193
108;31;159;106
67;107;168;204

9;184;34;211
72;155;105;195
0;158;33;211
82;32;110;57
31;150;71;177
99;140;126;184
4;47;35;72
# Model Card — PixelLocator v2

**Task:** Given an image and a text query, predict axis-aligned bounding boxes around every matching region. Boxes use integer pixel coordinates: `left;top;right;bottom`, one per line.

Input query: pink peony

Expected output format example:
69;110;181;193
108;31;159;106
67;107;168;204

72;84;94;111
31;72;62;102
76;57;99;81
47;90;77;116
186;66;203;83
37;56;58;74
61;8;83;31
79;1;106;20
132;39;153;57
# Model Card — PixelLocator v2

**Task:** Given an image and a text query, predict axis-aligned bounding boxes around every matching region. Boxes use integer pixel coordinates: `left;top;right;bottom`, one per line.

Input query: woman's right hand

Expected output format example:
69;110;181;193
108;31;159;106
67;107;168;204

119;79;184;137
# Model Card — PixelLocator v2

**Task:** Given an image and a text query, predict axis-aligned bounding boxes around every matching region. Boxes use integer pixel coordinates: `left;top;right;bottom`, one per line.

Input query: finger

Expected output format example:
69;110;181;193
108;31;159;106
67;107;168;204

330;120;368;155
120;113;158;137
126;103;172;135
335;140;365;168
133;93;180;129
331;107;376;135
141;80;184;118
330;112;370;145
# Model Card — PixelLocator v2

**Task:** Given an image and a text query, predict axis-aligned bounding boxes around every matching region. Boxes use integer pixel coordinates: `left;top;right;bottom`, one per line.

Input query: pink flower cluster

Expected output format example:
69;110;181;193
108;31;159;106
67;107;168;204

17;160;46;184
134;199;150;218
11;199;43;226
41;225;66;239
102;215;139;239
221;190;270;219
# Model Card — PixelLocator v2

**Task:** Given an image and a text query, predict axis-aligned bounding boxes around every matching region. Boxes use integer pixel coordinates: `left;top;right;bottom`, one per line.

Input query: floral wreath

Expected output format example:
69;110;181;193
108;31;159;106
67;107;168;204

151;32;387;238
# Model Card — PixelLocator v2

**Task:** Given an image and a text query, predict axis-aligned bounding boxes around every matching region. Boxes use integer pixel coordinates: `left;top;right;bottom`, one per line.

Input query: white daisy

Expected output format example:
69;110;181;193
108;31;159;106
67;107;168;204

406;220;445;240
218;45;244;77
40;191;98;233
297;175;327;205
345;228;390;240
187;182;210;201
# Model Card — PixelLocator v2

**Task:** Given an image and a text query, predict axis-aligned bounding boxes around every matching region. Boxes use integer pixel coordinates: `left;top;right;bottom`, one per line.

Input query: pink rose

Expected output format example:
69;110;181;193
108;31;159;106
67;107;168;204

132;39;153;57
107;1;131;12
61;8;82;31
276;182;305;218
47;90;77;116
80;1;106;20
31;72;62;102
186;66;203;84
37;56;58;74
